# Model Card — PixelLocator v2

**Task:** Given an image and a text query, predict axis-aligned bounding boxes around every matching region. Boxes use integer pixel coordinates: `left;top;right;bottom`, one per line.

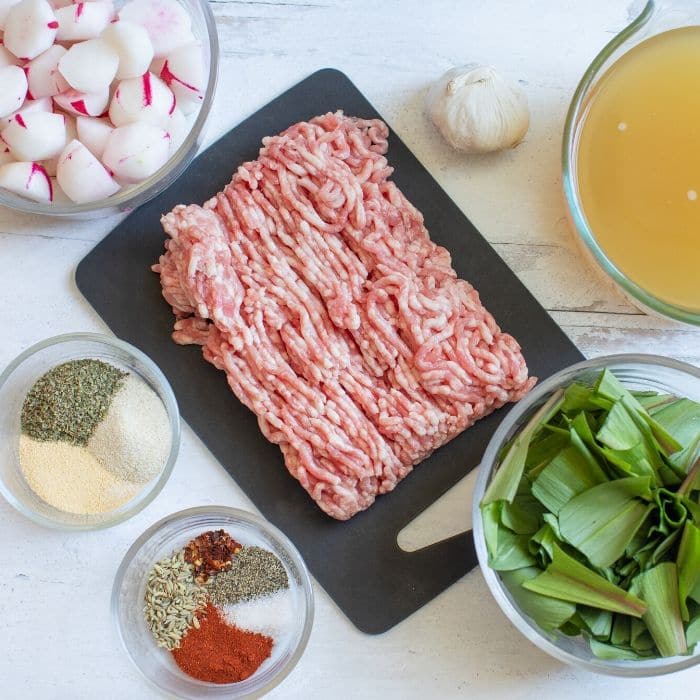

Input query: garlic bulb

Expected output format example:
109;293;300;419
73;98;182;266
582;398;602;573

427;64;529;153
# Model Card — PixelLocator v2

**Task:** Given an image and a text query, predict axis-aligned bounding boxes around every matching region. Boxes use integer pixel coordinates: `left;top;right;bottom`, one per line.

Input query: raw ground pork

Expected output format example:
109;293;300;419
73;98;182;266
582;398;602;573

154;111;536;520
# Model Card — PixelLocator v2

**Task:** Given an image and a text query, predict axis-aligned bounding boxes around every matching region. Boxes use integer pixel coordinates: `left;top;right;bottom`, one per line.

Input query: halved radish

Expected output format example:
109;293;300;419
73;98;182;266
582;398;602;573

0;160;53;201
3;95;53;126
159;41;203;115
101;19;153;80
3;0;58;60
0;45;21;66
76;114;111;157
58;38;118;92
53;86;109;116
0;0;21;30
0;145;14;165
109;71;173;128
1;109;65;159
118;0;193;58
102;121;169;182
25;43;68;97
55;0;113;42
166;104;186;153
56;137;118;201
0;64;28;117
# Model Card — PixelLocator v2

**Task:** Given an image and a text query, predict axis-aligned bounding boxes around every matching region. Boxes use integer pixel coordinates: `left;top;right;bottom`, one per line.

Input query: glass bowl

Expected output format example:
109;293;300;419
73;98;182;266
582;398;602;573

562;0;700;326
112;506;314;699
472;354;700;677
0;332;180;529
0;0;219;219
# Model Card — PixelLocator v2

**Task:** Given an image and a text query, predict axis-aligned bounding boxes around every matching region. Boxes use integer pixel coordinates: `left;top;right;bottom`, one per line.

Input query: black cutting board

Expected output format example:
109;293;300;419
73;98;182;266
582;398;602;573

76;68;583;634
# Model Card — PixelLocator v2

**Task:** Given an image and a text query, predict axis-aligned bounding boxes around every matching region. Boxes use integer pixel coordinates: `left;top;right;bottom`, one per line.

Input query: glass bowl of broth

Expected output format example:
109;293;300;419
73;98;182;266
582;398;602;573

563;1;700;326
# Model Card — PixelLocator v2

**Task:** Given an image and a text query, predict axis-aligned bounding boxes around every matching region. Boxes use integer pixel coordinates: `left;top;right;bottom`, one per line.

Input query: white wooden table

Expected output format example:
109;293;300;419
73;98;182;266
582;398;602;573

1;1;698;698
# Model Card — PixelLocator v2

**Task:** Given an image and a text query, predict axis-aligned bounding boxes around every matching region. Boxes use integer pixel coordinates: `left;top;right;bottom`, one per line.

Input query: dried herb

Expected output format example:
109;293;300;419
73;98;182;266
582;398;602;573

21;359;125;445
207;546;289;606
184;529;242;584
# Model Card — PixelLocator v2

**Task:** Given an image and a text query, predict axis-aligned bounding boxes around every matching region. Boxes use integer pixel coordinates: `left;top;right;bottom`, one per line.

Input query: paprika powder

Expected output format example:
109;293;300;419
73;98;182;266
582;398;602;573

172;603;273;683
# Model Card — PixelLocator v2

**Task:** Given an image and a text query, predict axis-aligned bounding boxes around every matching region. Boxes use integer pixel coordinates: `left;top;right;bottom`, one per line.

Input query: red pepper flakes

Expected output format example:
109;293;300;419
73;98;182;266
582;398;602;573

184;529;242;584
172;603;273;683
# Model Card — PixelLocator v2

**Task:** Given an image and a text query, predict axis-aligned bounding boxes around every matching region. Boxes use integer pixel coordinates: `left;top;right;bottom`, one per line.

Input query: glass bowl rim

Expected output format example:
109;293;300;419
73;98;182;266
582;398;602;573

111;505;315;699
0;331;181;530
561;1;700;327
472;352;700;676
0;0;220;217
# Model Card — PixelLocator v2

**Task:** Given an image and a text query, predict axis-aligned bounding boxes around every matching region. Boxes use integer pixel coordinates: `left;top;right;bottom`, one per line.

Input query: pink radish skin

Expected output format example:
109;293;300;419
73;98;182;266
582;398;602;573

109;71;173;128
159;42;203;115
56;137;118;201
2;94;52;125
4;0;58;60
0;160;52;201
53;86;109;116
0;0;21;30
118;0;193;58
1;109;65;159
102;121;169;182
58;38;118;92
55;0;113;41
0;64;28;117
76;114;111;157
25;43;68;97
101;20;153;80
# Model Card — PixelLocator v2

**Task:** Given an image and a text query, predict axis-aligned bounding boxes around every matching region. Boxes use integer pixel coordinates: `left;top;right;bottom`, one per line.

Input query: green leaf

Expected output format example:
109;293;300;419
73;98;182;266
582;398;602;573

481;389;565;505
634;563;688;657
481;502;501;562
611;614;631;646
558;476;654;568
578;606;613;639
531;445;608;515
678;520;700;620
481;502;537;571
521;544;647;617
596;400;644;451
595;369;643;408
501;567;576;633
687;615;700;648
501;495;545;535
561;381;612;414
589;639;643;661
529;523;559;566
654;488;688;531
653;399;700;473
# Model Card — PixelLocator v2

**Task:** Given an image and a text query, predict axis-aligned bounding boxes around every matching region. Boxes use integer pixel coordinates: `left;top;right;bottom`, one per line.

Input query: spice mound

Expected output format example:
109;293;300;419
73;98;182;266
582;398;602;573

18;358;171;515
143;529;293;684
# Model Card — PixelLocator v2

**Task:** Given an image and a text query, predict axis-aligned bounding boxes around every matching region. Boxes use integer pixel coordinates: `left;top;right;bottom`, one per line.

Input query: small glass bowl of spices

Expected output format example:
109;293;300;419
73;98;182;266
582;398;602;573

0;333;180;529
112;506;314;699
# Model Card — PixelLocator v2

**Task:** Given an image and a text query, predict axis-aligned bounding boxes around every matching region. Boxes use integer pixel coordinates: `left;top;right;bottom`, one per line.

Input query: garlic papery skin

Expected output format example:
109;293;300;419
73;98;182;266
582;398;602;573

427;64;529;153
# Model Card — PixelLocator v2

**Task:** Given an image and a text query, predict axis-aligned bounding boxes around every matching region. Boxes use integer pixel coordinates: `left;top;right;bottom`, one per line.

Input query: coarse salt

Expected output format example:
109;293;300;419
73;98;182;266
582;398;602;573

222;588;294;640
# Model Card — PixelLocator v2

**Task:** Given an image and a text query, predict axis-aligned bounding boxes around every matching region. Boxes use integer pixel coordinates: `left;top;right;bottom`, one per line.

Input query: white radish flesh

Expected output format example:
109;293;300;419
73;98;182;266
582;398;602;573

55;1;113;42
56;138;118;201
25;43;67;97
0;0;21;29
76;114;110;156
101;20;153;80
3;0;58;60
102;121;169;182
0;160;52;201
58;38;118;92
0;64;27;117
0;145;14;165
1;109;65;159
2;94;52;125
49;175;70;202
118;0;192;58
166;104;186;153
0;45;20;66
53;86;108;116
109;71;173;128
159;41;203;115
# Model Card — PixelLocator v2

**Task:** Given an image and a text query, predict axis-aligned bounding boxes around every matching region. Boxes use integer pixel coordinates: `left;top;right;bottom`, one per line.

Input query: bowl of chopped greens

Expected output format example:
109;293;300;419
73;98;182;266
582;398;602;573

473;354;700;676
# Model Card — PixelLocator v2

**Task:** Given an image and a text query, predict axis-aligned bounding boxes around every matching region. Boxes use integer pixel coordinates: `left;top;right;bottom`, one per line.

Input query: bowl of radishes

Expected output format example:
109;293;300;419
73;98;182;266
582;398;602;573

0;0;218;216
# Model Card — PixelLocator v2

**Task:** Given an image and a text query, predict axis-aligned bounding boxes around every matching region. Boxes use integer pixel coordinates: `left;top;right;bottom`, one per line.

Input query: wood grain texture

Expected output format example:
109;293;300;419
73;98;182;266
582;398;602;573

0;1;698;698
